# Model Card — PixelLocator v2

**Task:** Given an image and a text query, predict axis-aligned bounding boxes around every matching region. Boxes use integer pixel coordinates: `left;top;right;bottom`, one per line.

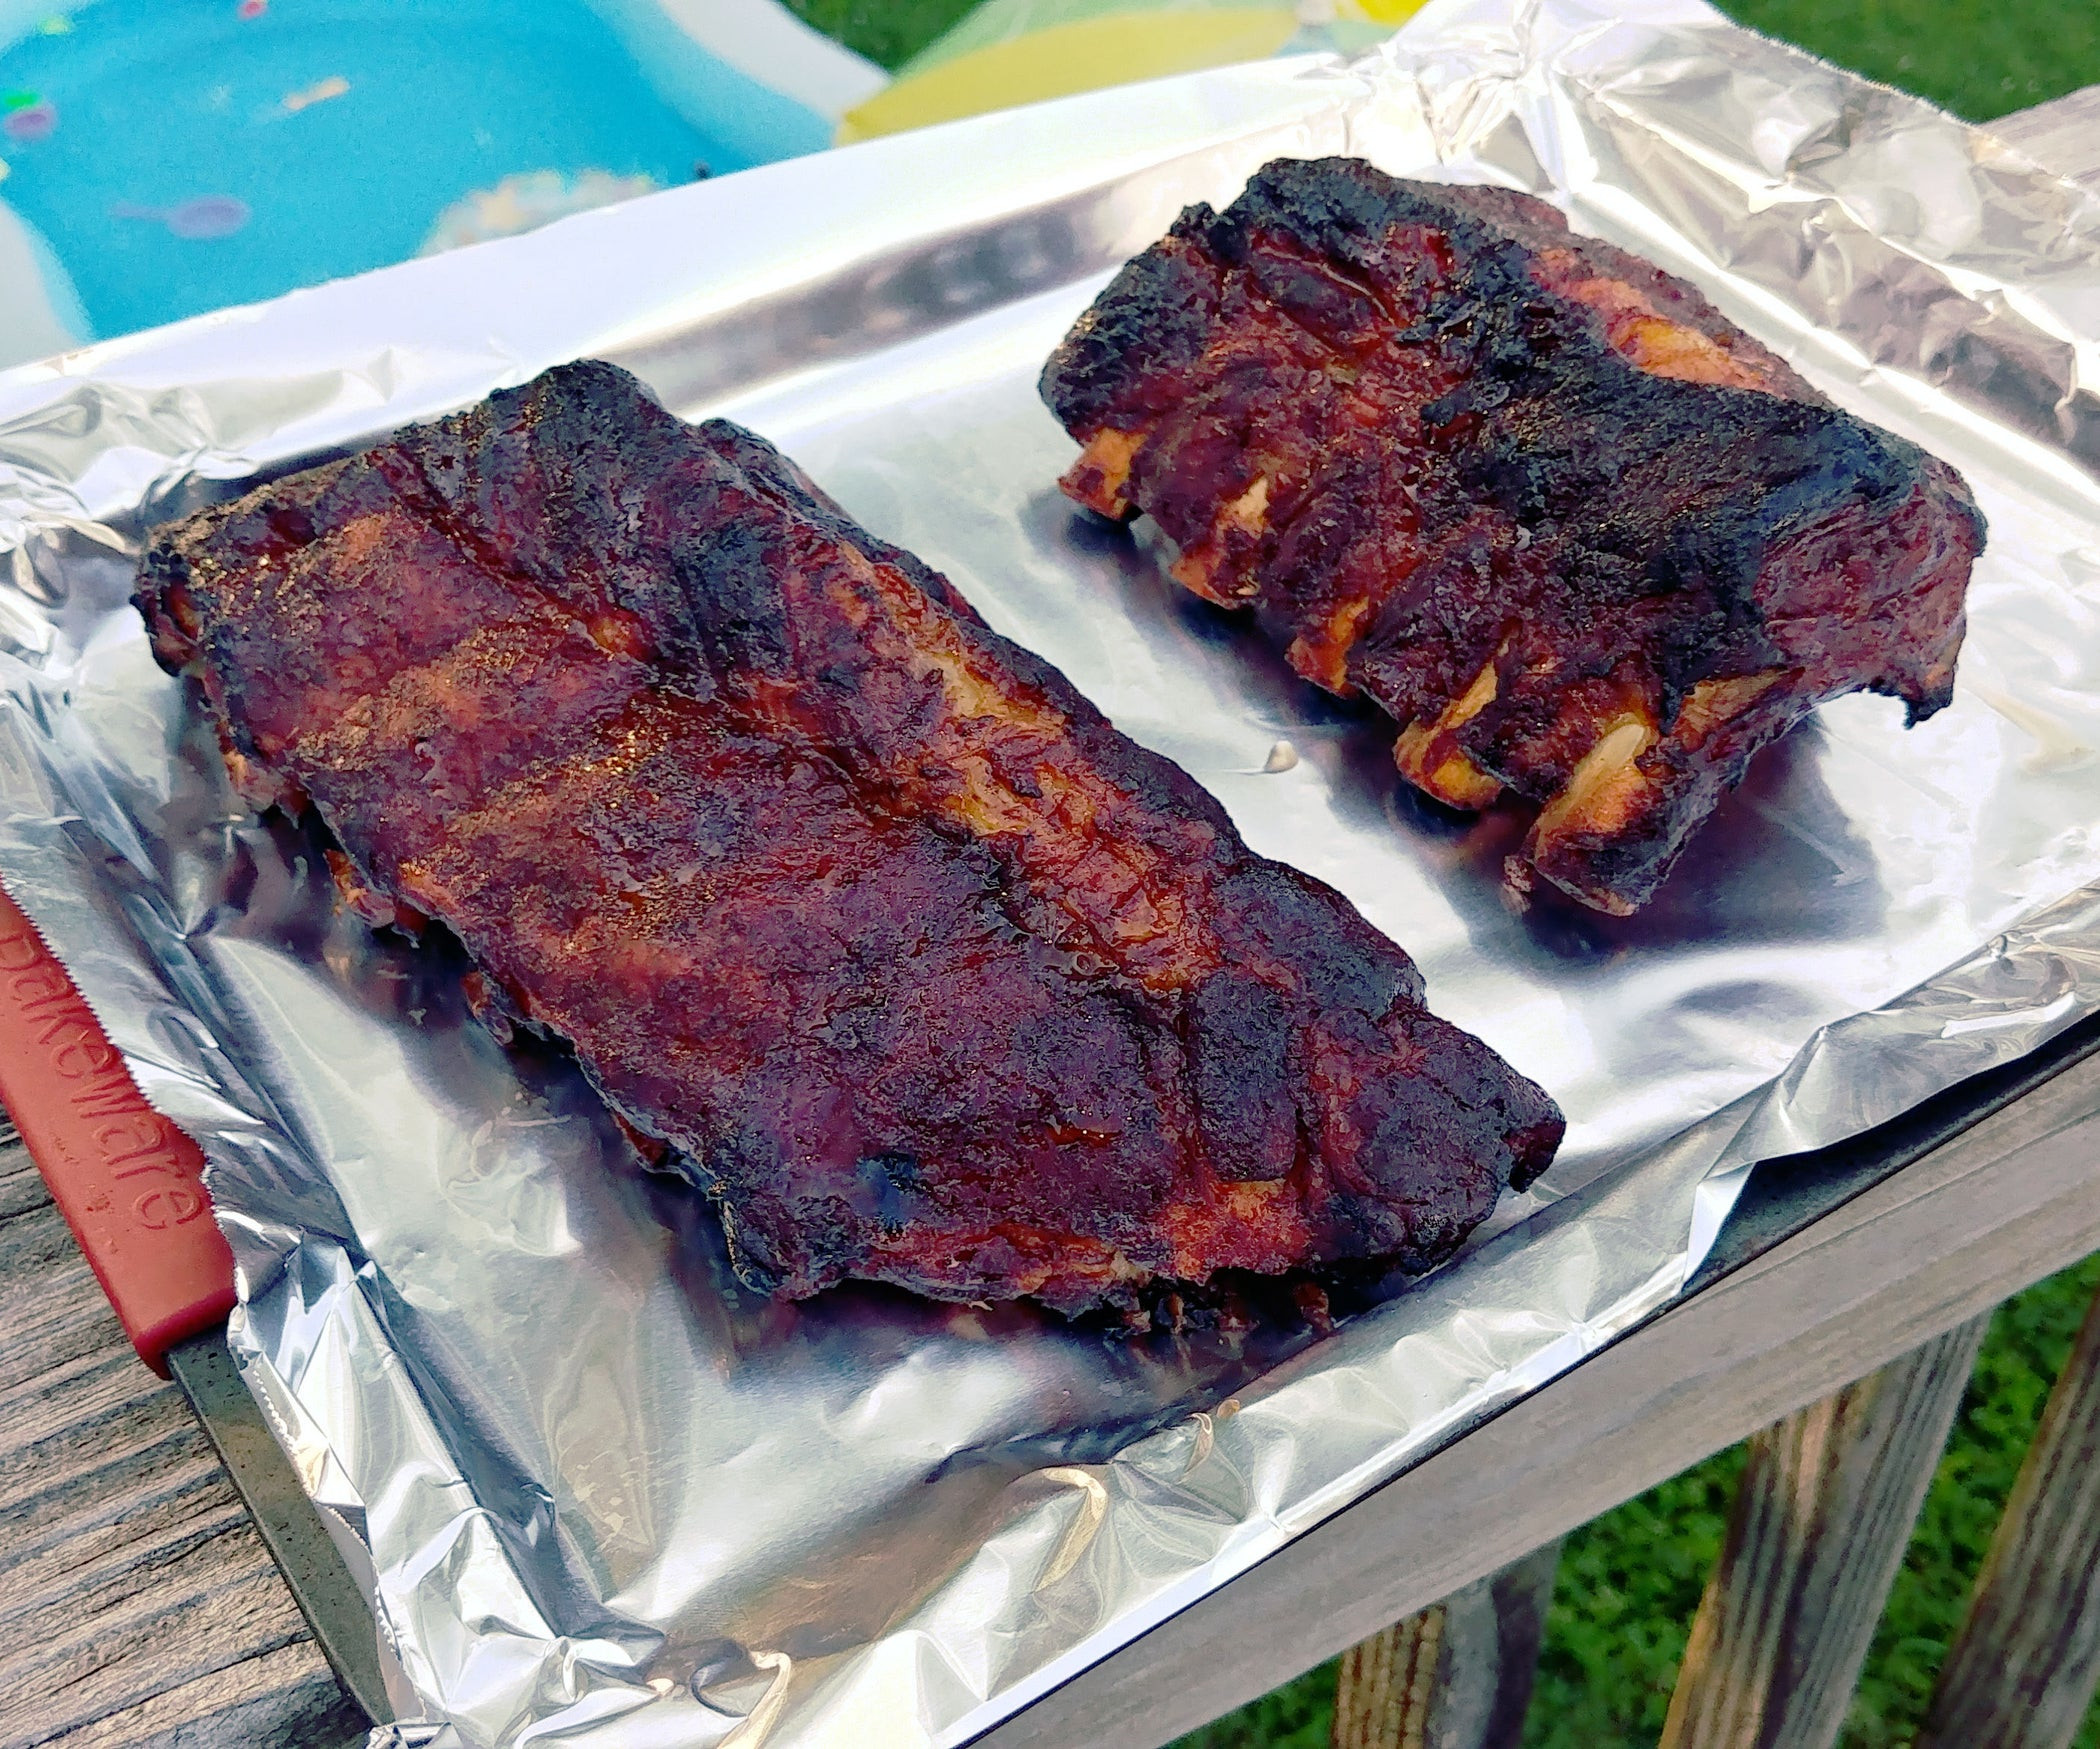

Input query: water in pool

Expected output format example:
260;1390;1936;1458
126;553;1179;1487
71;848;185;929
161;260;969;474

0;0;828;339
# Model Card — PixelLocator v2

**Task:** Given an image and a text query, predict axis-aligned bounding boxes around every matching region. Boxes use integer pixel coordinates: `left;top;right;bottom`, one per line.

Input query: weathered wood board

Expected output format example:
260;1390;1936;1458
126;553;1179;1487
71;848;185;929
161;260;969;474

0;1118;365;1749
1660;1318;1989;1749
1920;1281;2100;1749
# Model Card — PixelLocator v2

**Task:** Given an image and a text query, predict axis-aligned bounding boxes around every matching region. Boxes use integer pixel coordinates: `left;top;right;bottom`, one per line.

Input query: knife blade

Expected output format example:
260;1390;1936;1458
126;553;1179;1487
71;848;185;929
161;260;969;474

0;883;393;1726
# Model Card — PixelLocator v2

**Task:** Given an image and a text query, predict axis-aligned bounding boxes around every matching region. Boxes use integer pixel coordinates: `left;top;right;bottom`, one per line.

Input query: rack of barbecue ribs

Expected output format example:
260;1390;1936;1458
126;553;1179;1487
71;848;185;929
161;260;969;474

136;360;1560;1320
1040;157;1986;915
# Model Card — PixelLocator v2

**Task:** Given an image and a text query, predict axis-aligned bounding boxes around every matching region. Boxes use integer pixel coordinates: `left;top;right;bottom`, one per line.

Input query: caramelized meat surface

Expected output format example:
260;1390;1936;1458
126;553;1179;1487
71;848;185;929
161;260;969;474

1041;158;1986;914
137;360;1561;1317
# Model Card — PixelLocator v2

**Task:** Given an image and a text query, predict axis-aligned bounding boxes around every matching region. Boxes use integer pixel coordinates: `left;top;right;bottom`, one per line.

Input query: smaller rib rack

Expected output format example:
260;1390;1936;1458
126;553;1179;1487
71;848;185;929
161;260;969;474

136;360;1561;1319
1041;158;1986;914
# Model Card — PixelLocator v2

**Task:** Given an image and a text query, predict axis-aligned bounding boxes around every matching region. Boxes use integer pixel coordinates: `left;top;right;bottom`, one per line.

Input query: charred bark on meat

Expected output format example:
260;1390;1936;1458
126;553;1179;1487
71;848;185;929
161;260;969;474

1040;158;1984;914
137;359;1561;1319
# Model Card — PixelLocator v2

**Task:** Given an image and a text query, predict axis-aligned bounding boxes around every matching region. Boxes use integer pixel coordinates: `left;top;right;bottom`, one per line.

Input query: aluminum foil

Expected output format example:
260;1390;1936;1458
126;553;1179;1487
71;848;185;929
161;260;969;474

4;0;2100;1742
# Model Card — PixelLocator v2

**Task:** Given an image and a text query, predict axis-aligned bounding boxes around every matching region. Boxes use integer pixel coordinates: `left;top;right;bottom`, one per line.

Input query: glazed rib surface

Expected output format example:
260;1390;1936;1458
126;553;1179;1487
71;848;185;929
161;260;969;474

137;360;1561;1317
1041;158;1986;914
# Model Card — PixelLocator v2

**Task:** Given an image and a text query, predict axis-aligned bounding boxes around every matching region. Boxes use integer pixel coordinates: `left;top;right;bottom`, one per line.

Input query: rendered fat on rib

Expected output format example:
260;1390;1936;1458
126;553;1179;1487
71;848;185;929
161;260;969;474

135;360;1562;1318
1040;158;1986;914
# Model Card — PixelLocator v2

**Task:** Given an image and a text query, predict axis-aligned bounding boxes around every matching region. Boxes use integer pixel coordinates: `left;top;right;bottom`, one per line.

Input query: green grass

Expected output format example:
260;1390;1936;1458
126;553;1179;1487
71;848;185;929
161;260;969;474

782;0;977;69
789;0;2100;117
784;5;2100;1746
1718;0;2100;122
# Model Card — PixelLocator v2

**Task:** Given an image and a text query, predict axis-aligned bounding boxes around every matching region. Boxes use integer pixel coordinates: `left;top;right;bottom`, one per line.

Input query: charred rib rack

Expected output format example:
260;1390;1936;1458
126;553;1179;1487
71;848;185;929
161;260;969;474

1041;158;1985;914
137;360;1561;1317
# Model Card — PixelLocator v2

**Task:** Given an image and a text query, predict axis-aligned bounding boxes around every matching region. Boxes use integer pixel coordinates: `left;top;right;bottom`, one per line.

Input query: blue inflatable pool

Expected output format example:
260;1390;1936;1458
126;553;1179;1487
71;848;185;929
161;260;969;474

0;0;879;358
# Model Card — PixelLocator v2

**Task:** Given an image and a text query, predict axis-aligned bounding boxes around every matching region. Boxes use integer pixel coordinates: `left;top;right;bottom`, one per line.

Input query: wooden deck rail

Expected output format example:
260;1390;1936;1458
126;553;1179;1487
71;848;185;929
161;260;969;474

1659;1320;1991;1749
1918;1276;2100;1749
1331;1288;2100;1749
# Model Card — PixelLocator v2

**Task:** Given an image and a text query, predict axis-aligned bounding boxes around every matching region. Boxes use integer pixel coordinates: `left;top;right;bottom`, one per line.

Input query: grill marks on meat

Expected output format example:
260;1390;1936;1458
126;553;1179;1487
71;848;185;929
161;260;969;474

136;360;1561;1318
1040;158;1986;914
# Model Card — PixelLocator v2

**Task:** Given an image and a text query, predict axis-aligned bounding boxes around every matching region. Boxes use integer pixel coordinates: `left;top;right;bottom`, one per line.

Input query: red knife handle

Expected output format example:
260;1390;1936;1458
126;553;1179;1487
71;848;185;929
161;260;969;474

0;885;235;1377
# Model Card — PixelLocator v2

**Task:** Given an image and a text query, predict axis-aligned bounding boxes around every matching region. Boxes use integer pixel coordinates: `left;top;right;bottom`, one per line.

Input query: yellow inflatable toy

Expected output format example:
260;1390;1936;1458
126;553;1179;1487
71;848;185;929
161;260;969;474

839;0;1423;142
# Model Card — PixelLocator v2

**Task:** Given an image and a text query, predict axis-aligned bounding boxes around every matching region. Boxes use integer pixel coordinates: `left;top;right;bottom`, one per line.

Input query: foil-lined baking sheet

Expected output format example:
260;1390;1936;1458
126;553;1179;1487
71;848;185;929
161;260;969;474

4;0;2100;1742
